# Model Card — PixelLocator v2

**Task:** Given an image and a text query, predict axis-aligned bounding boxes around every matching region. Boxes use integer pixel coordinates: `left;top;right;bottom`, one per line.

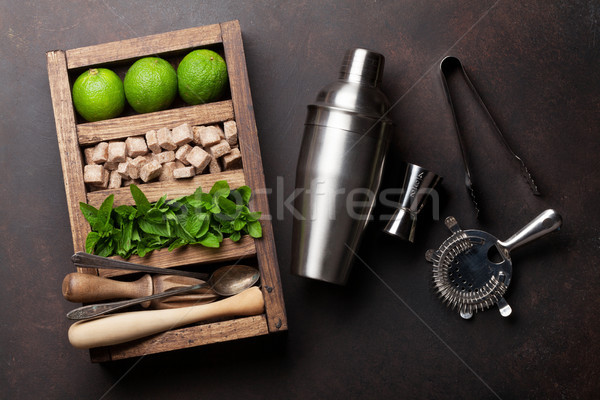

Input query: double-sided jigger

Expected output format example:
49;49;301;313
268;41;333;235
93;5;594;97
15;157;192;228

383;163;442;243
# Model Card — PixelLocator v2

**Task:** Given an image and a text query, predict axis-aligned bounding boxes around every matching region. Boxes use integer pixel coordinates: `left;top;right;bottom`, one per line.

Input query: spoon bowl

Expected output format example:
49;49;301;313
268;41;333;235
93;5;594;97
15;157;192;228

210;264;260;296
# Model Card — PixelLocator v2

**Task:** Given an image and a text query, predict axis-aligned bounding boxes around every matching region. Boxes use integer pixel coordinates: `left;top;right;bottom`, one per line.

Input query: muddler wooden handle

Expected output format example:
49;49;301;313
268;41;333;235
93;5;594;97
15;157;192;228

68;287;264;349
62;273;153;303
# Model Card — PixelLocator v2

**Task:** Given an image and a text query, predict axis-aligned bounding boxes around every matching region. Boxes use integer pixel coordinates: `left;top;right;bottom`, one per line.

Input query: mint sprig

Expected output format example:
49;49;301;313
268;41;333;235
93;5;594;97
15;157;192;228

80;180;262;259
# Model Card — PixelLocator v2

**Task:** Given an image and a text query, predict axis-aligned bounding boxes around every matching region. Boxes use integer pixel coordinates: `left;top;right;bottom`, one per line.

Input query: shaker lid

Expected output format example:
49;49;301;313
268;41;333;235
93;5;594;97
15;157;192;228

339;48;385;87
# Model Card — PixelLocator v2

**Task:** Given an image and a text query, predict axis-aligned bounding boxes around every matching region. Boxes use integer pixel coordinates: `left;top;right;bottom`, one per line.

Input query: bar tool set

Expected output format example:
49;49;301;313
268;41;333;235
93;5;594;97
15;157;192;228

62;253;263;347
291;49;563;319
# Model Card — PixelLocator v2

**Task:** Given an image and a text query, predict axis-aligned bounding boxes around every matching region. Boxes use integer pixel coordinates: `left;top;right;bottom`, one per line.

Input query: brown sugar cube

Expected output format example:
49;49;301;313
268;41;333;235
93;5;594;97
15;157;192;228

108;170;122;189
91;142;109;164
222;148;243;170
139;160;162;182
91;168;110;190
145;130;162;154
131;155;148;168
107;141;127;164
83;164;107;185
128;156;149;179
116;161;129;178
157;127;176;151
171;123;193;146
172;160;185;169
193;125;222;147
156;150;175;164
125;136;148;157
186;146;211;170
158;161;177;181
195;164;209;175
175;144;192;165
173;166;196;179
207;140;231;159
83;147;95;164
208;156;221;174
104;161;119;171
127;163;140;180
223;120;238;147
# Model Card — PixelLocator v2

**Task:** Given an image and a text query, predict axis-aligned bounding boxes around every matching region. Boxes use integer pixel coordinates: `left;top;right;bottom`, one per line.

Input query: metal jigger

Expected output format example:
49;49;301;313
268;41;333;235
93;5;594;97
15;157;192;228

383;163;442;242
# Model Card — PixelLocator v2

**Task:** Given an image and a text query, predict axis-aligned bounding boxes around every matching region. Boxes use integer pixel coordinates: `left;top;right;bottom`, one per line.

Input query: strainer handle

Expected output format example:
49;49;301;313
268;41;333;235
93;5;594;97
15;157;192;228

498;209;562;252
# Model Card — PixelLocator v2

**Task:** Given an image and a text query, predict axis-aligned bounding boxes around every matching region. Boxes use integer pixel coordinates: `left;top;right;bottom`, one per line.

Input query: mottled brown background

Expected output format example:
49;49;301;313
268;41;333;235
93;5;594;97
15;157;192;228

1;1;599;399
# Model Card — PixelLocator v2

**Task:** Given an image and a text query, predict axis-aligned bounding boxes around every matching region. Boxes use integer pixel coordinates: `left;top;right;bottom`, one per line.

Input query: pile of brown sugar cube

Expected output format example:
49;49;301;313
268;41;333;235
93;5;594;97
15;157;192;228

83;121;241;190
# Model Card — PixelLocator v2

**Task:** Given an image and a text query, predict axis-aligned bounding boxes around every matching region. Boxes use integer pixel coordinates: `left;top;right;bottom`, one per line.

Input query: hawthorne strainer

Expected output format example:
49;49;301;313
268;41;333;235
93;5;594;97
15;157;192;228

426;209;562;319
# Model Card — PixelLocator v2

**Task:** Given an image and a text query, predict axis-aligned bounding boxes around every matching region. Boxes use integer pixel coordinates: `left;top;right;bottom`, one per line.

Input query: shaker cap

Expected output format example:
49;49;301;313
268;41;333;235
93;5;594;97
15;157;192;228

339;48;385;87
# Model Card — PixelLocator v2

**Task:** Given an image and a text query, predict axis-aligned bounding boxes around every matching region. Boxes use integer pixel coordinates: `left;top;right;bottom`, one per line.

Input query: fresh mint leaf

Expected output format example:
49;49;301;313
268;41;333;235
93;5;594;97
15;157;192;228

184;213;203;237
120;220;133;252
233;218;246;231
219;221;234;234
199;232;220;248
248;211;262;222
217;196;236;215
130;184;151;215
231;185;251;205
80;202;99;225
96;194;114;231
248;220;262;238
138;219;171;237
114;205;136;219
85;232;100;253
145;208;165;223
230;231;241;242
168;238;188;251
96;237;114;257
209;180;230;198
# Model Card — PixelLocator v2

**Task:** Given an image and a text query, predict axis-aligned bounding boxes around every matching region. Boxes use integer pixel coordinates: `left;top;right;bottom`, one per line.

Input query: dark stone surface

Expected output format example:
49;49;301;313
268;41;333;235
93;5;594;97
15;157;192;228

1;1;598;398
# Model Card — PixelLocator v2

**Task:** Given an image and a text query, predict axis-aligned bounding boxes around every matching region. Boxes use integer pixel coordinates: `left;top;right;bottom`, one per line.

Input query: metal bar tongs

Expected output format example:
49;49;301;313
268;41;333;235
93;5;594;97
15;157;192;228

439;56;540;217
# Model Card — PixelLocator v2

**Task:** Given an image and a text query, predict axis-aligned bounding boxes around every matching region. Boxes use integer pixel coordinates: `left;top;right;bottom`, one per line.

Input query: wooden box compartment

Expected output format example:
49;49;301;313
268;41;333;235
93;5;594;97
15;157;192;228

46;20;287;362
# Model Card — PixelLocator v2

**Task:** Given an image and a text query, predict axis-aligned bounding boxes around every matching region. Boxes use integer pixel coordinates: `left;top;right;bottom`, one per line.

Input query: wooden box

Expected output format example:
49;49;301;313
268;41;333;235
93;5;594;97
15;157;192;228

46;20;287;362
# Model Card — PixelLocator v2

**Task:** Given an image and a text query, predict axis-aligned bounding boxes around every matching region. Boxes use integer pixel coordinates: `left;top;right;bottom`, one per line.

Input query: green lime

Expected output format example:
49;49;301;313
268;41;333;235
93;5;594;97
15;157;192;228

72;68;125;122
124;57;178;113
177;49;228;105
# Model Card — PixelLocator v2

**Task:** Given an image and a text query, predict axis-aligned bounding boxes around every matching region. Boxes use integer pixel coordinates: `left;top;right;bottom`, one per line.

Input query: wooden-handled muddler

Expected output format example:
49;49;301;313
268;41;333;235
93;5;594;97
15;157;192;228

68;286;264;349
62;273;218;309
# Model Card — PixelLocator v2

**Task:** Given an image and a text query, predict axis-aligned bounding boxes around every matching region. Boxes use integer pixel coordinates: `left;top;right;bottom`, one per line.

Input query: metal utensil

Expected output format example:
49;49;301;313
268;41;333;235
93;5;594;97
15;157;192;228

66;265;260;320
440;56;540;217
425;209;562;319
62;273;218;308
72;252;209;280
383;162;443;243
291;48;392;285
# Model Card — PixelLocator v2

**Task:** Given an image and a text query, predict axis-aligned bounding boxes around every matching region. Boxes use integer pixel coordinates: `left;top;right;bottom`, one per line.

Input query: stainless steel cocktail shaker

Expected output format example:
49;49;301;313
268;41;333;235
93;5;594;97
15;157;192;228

291;48;392;285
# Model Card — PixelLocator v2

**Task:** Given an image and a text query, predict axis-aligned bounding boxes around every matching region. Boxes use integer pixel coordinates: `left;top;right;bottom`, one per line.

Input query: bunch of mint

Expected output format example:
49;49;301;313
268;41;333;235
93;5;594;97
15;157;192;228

80;180;262;259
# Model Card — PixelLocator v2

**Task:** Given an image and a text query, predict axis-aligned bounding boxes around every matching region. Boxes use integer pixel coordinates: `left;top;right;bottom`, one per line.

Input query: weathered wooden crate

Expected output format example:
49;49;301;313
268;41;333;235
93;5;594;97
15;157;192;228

46;20;287;362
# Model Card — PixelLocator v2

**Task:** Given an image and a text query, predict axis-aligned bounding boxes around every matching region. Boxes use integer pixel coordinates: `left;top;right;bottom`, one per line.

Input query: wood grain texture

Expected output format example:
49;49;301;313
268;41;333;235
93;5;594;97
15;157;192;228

47;49;110;362
97;315;269;361
99;236;257;278
77;100;234;145
86;169;246;207
50;20;286;361
221;20;288;333
65;24;222;69
46;51;91;255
